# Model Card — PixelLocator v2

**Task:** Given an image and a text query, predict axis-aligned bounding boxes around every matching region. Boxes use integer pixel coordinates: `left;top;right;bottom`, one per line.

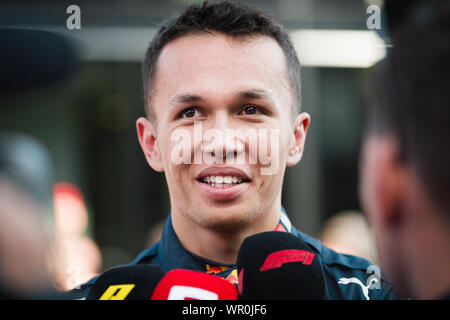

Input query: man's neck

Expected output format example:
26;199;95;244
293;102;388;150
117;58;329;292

171;203;281;265
407;216;450;299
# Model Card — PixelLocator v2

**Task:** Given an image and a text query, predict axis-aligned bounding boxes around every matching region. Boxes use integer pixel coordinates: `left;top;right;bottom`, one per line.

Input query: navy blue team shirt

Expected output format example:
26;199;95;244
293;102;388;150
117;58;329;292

70;209;402;300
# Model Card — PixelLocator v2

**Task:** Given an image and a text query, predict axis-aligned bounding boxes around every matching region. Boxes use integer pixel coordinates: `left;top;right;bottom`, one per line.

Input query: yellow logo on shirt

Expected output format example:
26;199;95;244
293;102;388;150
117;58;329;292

99;284;135;300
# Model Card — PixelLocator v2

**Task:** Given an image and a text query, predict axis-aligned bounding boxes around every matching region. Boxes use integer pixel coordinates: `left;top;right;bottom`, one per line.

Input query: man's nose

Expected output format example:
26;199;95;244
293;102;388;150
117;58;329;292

201;115;245;164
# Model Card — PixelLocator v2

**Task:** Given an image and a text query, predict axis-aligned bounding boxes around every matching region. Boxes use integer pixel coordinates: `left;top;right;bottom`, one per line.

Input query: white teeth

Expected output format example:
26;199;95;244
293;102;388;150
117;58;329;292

201;175;244;187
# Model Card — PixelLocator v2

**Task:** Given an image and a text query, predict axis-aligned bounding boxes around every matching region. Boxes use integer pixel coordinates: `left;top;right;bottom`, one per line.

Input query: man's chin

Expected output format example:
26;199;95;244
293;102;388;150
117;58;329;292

193;207;258;233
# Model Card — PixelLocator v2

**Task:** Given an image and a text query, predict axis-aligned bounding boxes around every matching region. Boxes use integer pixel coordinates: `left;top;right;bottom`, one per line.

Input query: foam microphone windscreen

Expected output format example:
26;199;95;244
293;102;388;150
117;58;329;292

237;231;326;300
0;29;78;94
86;265;165;300
383;0;450;38
151;269;238;300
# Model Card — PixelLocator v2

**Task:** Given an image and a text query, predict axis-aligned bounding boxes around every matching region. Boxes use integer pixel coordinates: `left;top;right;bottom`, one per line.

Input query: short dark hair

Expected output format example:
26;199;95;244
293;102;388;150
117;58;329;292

366;3;450;215
142;0;301;121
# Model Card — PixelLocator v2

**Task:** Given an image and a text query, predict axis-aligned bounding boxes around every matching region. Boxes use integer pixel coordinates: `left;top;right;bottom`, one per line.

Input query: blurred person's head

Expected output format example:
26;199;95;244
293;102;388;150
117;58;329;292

0;28;78;298
319;211;377;263
360;3;450;299
136;1;309;262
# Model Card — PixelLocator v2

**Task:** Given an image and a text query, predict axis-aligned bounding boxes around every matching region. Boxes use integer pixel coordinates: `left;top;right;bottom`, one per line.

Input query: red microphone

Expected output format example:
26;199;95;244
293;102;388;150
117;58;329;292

150;269;238;300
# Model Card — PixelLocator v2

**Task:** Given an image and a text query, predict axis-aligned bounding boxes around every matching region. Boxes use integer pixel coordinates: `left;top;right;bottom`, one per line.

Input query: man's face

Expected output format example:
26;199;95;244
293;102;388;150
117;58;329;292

138;33;309;232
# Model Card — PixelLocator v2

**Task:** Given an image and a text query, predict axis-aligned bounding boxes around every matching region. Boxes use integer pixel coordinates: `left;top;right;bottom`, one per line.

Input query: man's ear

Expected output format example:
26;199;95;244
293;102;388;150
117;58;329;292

371;137;408;229
286;112;310;166
136;117;164;172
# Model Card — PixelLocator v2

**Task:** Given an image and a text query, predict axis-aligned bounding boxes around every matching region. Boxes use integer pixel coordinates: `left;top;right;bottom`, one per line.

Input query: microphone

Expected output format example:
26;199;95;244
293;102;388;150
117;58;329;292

0;29;78;94
86;265;165;300
151;269;238;300
237;231;326;300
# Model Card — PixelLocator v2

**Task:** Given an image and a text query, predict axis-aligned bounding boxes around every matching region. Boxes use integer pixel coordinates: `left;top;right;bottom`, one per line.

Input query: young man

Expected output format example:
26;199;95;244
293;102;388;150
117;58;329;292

360;3;450;300
73;1;399;299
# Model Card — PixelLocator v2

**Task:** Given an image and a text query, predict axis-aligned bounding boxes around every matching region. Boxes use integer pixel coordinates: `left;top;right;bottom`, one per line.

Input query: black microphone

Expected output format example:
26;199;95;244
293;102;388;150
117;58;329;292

237;231;326;300
0;29;78;94
86;265;165;300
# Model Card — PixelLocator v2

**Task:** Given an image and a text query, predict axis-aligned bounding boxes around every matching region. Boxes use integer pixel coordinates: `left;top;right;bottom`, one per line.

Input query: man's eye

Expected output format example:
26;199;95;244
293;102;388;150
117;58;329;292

240;105;265;115
180;107;202;118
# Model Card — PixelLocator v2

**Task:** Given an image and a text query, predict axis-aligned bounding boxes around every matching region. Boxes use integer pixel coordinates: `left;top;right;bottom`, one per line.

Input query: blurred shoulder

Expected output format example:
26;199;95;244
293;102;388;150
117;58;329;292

290;227;403;300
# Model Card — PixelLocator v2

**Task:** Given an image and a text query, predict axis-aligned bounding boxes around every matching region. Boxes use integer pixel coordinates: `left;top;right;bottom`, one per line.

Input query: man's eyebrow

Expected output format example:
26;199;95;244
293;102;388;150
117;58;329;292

167;88;276;107
237;88;276;101
167;94;205;107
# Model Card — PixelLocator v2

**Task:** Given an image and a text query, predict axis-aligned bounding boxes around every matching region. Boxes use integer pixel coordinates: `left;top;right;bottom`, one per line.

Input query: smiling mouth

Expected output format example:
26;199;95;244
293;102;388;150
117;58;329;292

198;175;250;188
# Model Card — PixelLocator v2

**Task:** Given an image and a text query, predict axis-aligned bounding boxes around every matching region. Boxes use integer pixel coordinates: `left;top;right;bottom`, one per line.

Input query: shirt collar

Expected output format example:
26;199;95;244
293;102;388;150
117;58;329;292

156;209;293;275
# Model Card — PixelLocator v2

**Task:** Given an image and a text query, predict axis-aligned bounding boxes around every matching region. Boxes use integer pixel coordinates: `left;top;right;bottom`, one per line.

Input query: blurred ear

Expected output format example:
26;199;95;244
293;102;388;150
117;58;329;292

136;117;164;172
286;112;310;166
370;137;407;229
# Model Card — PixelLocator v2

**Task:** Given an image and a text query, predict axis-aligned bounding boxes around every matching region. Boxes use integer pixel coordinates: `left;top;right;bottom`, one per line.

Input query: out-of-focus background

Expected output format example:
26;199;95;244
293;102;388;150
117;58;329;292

0;0;383;291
